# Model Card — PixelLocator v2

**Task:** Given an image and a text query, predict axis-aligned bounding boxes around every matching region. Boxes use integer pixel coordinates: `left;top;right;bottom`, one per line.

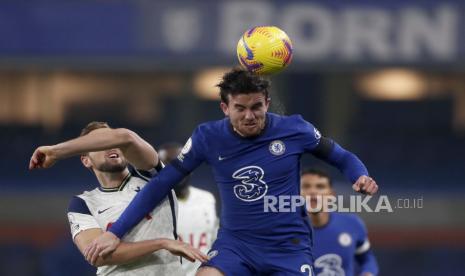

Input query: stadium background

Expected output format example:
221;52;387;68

1;1;464;275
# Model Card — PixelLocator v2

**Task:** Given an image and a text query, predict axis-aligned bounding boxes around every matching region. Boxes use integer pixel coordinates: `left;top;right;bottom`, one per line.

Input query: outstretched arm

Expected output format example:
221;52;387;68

75;228;208;267
29;127;158;171
85;128;208;263
312;137;378;195
83;165;187;264
355;249;379;276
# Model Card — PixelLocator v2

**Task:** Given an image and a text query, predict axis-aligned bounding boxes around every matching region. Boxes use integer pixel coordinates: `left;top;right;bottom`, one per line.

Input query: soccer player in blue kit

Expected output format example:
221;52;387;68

86;68;378;276
301;168;379;276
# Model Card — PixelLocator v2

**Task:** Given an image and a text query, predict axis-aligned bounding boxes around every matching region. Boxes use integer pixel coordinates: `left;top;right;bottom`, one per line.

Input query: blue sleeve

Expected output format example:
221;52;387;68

109;165;185;238
174;126;208;172
295;115;322;152
355;250;379;275
109;127;207;238
353;215;379;275
322;140;369;183
297;115;368;183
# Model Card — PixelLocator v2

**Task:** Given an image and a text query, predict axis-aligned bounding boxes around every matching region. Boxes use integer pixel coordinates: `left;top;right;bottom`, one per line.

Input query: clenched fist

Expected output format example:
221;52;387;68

352;175;378;195
29;146;58;169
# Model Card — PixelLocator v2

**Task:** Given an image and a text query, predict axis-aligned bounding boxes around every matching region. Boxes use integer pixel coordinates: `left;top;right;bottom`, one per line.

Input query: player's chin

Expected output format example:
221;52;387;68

242;128;261;137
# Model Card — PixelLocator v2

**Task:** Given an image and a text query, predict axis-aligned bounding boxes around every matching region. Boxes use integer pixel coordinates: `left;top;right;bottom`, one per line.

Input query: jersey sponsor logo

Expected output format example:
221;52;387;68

134;186;141;192
338;232;352;247
97;207;112;214
218;155;228;161
300;264;313;276
314;254;345;276
269;140;286;156
232;166;268;202
314;128;322;140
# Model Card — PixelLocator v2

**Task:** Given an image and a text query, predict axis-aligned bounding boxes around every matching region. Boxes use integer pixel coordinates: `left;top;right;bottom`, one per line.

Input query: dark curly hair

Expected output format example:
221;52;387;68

217;68;270;104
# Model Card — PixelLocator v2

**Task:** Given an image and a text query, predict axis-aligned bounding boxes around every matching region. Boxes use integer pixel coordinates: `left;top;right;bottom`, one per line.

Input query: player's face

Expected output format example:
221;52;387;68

82;148;128;173
301;174;333;211
220;92;270;137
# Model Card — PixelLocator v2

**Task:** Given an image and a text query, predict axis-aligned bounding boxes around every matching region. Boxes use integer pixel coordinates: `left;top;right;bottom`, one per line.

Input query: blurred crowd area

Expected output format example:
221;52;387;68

1;1;465;275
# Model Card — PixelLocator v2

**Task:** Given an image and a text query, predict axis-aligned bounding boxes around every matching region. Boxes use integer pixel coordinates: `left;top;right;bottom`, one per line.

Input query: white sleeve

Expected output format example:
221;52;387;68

67;212;101;240
67;196;101;240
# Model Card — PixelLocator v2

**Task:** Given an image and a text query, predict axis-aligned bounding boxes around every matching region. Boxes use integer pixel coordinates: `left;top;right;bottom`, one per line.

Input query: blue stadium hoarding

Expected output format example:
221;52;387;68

0;0;464;68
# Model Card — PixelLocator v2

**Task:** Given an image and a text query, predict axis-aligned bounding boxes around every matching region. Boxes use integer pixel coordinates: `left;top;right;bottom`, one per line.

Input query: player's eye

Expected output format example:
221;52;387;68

251;103;263;110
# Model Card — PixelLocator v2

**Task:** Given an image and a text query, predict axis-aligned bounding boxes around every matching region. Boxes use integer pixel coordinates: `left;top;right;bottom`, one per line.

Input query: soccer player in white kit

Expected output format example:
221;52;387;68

29;121;208;275
159;143;218;276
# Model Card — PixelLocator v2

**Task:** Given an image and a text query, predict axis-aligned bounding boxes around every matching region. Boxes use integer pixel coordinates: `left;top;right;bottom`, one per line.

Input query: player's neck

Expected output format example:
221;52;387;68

94;168;131;189
309;211;330;228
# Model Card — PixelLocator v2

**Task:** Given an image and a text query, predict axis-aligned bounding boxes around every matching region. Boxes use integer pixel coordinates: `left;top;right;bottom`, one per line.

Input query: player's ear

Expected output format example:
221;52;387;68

220;101;229;116
80;155;92;169
265;97;271;110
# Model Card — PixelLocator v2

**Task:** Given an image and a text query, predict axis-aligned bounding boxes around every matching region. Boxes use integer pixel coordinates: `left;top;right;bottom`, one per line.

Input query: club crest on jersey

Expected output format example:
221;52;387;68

232;166;268;202
338;232;352;247
269;140;286;156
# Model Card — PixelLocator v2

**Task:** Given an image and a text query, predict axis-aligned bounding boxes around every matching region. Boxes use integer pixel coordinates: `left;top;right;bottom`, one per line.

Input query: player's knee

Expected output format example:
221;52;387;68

196;266;225;276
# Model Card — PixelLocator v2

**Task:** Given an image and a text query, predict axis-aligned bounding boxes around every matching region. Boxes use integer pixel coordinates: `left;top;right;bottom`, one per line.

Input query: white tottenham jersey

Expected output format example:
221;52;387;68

177;187;218;276
67;168;183;276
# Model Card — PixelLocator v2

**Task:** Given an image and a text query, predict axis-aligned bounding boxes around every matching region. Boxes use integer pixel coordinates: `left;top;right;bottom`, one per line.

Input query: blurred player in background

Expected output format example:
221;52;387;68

29;121;208;275
87;68;378;276
301;168;379;276
159;142;218;276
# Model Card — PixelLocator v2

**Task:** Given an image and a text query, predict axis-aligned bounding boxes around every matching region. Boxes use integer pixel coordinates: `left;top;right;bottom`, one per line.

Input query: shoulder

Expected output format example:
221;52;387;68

195;118;227;137
129;166;153;181
68;194;93;215
268;113;319;135
190;186;216;203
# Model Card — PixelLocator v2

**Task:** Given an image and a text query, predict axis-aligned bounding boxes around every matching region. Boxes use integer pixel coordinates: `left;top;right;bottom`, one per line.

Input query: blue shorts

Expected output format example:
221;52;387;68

203;230;314;276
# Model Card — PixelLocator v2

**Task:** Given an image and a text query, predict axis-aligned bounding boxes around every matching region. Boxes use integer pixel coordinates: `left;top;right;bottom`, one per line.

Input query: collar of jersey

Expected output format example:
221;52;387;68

98;172;131;193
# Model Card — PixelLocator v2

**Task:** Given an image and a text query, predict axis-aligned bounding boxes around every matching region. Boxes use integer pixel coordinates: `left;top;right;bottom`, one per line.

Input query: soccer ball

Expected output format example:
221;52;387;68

237;26;293;75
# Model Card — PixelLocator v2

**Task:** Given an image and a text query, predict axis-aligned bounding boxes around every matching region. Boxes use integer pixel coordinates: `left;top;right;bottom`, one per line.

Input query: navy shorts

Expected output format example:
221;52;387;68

203;230;314;276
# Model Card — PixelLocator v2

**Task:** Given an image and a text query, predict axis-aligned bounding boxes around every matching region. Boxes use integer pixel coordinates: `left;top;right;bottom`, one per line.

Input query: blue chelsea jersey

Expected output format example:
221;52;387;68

175;112;321;249
312;213;372;276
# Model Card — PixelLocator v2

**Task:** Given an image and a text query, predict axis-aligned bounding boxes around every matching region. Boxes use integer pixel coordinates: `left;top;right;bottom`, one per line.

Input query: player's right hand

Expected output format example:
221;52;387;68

29;146;58;170
84;231;120;265
162;239;209;263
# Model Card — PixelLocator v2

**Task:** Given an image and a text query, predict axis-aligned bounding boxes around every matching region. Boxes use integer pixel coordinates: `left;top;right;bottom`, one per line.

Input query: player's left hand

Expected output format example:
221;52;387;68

84;231;120;265
352;175;378;195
